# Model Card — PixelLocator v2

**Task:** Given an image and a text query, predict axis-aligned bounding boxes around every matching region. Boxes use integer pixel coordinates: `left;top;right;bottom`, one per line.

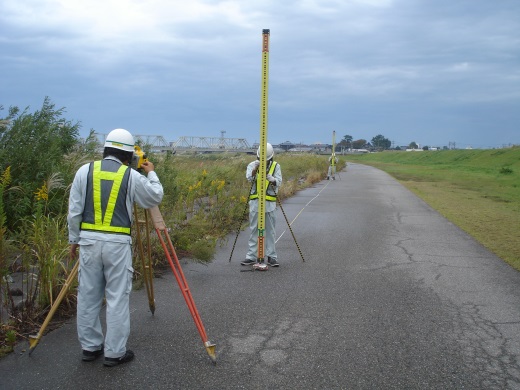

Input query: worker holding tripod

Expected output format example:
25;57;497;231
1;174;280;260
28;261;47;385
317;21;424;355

241;143;282;267
68;128;163;367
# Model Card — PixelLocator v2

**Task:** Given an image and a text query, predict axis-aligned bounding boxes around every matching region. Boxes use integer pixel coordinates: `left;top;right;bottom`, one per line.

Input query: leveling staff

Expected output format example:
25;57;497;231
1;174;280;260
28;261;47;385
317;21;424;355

327;153;338;180
68;128;163;367
241;143;282;267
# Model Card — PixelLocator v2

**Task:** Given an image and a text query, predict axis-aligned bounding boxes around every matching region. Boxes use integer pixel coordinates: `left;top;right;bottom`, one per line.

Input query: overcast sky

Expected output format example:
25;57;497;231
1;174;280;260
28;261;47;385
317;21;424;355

1;0;519;148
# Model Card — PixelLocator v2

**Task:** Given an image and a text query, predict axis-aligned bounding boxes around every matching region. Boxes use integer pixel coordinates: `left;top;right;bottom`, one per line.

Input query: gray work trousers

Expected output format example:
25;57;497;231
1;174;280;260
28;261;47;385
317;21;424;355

76;239;133;358
246;209;277;261
327;165;336;178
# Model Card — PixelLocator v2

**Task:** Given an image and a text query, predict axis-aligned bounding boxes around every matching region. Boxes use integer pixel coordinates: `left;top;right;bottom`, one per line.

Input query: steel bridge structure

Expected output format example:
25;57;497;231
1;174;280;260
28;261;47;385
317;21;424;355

95;133;254;154
171;136;252;152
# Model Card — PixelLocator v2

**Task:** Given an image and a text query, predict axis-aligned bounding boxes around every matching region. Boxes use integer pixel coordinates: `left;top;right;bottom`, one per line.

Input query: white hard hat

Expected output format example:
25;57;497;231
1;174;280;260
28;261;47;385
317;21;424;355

257;143;274;160
104;128;135;152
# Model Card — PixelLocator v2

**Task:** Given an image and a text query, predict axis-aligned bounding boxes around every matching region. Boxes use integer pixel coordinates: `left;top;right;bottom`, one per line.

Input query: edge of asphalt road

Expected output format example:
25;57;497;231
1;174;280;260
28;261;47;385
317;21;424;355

2;163;520;390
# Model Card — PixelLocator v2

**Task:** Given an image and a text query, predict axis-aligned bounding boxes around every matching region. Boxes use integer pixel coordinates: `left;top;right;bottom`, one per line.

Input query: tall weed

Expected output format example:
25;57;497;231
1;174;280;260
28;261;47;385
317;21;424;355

24;214;71;310
0;167;12;324
18;174;74;316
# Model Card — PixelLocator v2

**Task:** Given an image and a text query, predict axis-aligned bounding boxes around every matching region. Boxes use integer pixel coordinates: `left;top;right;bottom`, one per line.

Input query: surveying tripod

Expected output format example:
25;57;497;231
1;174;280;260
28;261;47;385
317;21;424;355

28;205;216;364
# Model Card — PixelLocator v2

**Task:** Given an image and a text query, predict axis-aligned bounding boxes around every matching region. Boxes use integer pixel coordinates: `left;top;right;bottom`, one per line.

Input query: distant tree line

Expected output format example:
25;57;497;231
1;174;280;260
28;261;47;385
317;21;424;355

338;134;426;151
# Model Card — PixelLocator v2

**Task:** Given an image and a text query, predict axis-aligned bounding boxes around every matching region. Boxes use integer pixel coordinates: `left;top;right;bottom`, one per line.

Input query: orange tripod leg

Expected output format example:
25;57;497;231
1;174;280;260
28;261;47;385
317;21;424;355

149;206;216;364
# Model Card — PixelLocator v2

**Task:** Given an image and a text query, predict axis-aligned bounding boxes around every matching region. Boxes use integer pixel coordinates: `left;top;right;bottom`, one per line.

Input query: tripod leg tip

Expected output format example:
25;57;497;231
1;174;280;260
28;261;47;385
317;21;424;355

205;342;217;364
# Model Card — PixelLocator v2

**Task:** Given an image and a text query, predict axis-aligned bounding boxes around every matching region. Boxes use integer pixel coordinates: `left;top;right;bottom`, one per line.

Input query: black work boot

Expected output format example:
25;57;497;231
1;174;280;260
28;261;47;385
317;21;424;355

241;259;255;265
103;350;135;367
82;346;104;362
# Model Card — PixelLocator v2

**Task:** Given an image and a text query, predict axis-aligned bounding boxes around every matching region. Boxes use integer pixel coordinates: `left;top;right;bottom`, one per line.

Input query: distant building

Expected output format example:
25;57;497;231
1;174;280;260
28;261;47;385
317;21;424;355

289;147;313;152
279;141;295;151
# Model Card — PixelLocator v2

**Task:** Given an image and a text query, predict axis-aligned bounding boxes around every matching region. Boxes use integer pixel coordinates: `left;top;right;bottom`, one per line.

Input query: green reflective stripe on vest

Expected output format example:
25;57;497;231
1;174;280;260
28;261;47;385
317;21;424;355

250;194;277;201
250;161;277;202
81;161;131;234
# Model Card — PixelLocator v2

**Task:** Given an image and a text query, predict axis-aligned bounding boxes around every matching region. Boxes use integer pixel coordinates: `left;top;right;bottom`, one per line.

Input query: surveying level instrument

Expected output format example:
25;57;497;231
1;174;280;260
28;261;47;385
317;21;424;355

132;145;148;170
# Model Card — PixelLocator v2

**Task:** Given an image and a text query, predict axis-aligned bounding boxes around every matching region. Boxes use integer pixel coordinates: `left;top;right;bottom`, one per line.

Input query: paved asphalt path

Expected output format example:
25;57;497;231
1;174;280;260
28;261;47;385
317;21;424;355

2;163;520;389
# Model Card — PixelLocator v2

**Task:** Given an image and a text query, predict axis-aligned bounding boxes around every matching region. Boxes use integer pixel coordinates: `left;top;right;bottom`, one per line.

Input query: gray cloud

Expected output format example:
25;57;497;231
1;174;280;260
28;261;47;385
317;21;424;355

1;0;519;148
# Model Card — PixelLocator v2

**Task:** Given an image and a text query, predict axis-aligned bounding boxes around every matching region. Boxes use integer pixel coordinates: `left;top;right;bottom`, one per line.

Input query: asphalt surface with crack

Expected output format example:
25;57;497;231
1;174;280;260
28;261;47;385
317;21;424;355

2;163;520;389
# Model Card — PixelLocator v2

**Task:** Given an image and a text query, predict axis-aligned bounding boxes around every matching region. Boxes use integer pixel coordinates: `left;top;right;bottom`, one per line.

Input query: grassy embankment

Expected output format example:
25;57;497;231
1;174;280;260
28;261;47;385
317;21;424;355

345;148;520;271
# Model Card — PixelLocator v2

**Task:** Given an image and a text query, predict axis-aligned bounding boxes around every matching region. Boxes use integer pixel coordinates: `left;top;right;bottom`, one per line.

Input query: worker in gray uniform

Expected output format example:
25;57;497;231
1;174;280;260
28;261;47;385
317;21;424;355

68;128;163;366
327;153;338;180
241;143;283;267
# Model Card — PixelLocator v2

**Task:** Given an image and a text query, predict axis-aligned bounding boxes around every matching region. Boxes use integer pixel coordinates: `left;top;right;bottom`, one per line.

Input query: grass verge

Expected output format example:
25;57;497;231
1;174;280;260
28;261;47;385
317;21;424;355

346;148;520;271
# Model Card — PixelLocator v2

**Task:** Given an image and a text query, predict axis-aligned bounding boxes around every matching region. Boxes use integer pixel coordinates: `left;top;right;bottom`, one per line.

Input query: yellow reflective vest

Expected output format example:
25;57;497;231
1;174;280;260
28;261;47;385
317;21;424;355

249;161;278;202
80;160;132;235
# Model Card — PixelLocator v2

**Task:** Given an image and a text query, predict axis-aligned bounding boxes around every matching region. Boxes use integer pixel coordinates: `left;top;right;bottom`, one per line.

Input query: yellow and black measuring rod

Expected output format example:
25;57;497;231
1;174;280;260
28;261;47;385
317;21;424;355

237;28;304;268
331;130;340;180
256;28;270;265
332;130;336;169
